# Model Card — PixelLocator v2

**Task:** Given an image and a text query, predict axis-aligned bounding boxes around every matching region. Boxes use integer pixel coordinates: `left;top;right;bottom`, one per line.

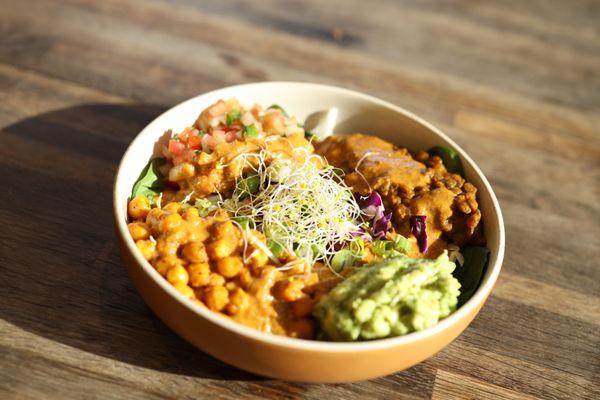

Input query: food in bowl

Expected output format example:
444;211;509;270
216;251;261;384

126;98;490;341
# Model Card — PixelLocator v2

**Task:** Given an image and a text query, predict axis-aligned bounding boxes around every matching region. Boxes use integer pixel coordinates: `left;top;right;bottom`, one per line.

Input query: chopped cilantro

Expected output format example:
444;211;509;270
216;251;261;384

226;110;242;126
242;124;258;138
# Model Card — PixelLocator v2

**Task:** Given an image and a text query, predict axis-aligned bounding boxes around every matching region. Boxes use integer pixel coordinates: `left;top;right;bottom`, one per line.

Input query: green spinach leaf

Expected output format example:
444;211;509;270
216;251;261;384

454;246;490;307
131;158;166;203
428;145;464;176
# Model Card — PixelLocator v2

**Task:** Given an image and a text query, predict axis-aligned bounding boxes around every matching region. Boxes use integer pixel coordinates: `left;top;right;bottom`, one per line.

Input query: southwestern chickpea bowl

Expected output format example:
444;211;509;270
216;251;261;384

114;82;504;382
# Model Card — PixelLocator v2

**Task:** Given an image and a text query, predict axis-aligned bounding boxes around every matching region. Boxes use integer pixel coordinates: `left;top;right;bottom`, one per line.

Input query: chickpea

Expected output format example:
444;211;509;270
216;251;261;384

286;318;315;339
226;288;249;315
160;213;183;232
168;162;195;182
211;220;238;239
185;228;200;243
206;239;236;259
163;202;182;214
237;268;253;290
194;224;211;242
146;208;164;235
248;250;269;270
216;256;243;278
128;195;151;220
156;235;181;257
154;255;180;276
208;273;226;287
204;285;229;311
135;239;156;261
167;264;189;286
187;262;211;287
173;282;195;300
291;297;315;318
275;278;306;302
182;241;208;263
183;206;199;221
128;222;150;240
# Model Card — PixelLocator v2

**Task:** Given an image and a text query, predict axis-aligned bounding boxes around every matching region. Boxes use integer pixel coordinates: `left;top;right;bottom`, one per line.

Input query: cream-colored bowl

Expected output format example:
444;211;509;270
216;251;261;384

113;82;505;383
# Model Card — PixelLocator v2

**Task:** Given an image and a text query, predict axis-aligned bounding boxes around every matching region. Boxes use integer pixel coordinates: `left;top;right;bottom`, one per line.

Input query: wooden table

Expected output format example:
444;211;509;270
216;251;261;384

1;1;598;398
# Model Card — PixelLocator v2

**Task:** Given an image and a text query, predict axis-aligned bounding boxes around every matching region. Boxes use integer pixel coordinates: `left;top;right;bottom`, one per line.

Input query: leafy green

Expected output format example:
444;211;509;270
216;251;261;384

372;240;387;256
349;237;365;256
267;239;285;259
372;234;411;258
194;198;218;216
130;158;166;203
242;124;258;138
304;130;316;140
331;249;360;272
235;173;260;198
391;235;411;253
428;145;464;176
311;244;324;257
232;216;255;230
453;246;490;307
267;104;289;117
226;109;242;126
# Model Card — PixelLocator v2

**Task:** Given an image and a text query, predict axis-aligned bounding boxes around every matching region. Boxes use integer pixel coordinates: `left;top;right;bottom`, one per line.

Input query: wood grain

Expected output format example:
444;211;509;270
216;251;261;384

0;0;598;399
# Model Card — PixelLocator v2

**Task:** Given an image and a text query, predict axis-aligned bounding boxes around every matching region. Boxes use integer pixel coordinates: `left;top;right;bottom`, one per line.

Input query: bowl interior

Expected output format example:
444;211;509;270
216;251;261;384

114;82;504;349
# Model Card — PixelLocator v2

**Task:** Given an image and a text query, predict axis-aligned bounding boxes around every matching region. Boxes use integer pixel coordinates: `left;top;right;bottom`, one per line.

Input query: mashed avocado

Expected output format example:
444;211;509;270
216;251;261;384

313;252;461;341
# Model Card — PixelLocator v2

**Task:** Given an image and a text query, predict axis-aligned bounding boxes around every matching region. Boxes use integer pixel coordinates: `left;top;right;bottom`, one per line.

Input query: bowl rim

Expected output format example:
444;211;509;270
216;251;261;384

113;81;505;352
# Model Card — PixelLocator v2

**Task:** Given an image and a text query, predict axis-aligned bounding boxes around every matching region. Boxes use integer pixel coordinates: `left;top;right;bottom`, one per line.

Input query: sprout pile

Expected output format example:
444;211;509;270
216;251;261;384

220;146;365;268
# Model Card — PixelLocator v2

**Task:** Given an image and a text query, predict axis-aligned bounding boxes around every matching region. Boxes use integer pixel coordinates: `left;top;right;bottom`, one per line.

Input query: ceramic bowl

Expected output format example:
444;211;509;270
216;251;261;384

113;82;505;383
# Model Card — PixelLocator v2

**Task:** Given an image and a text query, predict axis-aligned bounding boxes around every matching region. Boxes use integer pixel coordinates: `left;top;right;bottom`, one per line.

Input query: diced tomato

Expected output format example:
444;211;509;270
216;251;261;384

172;149;194;165
168;139;186;156
178;130;189;143
187;131;202;149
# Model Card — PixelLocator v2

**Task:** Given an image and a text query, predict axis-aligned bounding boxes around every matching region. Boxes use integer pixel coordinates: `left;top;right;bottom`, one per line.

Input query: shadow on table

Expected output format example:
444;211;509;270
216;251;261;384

0;104;260;381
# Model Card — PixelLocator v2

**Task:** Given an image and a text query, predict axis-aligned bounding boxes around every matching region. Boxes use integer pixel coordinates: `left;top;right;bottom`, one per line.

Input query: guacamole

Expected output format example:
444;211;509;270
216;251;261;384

313;252;461;341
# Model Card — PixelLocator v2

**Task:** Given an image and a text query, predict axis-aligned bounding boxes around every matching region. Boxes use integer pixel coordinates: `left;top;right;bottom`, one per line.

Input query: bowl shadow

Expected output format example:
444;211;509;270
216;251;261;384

0;104;260;381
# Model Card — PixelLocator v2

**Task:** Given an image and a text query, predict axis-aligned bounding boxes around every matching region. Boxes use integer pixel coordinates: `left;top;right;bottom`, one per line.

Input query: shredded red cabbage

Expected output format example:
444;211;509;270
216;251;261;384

333;228;372;252
356;192;383;219
410;215;428;253
350;228;372;242
356;191;392;239
372;212;392;240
